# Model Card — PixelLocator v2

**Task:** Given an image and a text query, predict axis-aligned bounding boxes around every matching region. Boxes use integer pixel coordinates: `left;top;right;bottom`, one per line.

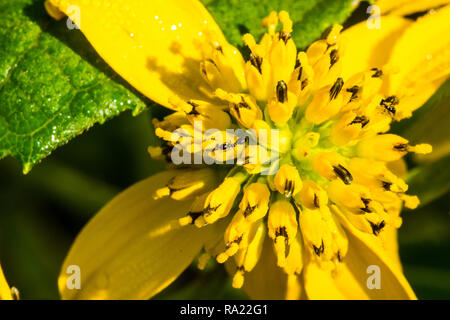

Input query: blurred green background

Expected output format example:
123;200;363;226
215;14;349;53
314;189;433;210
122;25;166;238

0;1;449;299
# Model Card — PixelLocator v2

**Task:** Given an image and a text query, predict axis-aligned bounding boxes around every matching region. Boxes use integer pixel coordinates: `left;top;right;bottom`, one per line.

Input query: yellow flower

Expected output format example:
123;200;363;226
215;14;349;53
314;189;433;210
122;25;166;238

45;0;449;299
0;263;19;300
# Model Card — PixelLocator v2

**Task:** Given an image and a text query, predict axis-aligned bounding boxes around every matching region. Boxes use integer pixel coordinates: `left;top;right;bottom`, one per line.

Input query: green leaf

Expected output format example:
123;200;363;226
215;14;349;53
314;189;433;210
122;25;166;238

201;0;360;49
406;155;450;207
0;0;360;173
0;0;147;173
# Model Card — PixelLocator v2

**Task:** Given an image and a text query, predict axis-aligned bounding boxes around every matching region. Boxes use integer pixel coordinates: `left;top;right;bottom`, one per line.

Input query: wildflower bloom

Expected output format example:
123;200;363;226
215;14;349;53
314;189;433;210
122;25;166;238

45;0;449;299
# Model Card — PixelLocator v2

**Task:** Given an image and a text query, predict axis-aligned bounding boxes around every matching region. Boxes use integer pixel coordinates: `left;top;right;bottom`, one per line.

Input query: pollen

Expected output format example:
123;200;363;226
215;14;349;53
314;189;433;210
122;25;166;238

150;11;432;290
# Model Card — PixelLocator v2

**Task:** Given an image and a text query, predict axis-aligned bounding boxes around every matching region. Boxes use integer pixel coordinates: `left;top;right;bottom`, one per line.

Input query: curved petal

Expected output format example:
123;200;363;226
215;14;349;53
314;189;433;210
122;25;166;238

0;263;12;300
58;170;219;300
378;224;402;271
377;0;450;16
333;207;417;299
304;261;347;300
386;5;450;116
46;0;227;109
340;16;411;79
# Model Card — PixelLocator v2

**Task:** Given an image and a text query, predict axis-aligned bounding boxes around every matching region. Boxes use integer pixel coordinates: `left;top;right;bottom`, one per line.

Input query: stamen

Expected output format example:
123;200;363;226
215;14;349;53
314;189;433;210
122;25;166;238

329;78;344;100
371;67;383;78
275;227;290;258
332;164;353;185
276;80;288;103
249;53;263;74
202;203;222;217
360;197;372;213
186;101;200;115
313;240;325;256
297;66;303;80
232;268;245;288
380;95;399;115
197;253;211;270
244;205;256;217
346;85;360;102
313;194;320;208
326;25;343;46
301;79;309;90
143;9;428;278
274;165;302;197
329;49;339;68
279;31;291;44
349;115;369;128
381;181;392;191
369;220;386;236
393;143;408;152
284;180;295;197
275;226;288;238
215;45;224;54
262;11;279;35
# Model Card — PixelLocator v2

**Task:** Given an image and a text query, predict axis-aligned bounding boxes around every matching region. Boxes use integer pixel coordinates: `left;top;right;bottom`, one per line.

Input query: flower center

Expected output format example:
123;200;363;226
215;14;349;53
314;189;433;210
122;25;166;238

150;11;431;289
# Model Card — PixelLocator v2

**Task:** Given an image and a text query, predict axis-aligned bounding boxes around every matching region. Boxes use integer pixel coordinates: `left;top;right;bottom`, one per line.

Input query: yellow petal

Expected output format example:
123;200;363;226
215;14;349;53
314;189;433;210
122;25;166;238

0;263;12;300
379;224;402;272
303;260;346;300
333;207;417;299
58;170;220;300
340;16;412;79
46;0;227;109
378;0;450;16
386;5;450;117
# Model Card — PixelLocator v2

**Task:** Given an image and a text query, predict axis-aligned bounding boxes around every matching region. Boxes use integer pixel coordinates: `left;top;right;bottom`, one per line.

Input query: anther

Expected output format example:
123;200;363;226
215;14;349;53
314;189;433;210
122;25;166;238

369;220;386;236
215;136;246;151
346;85;360;102
187;211;203;224
284;180;295;197
371;67;383;78
186;101;200;115
276;80;288;103
215;45;224;54
234;98;251;113
329;78;344;100
329;49;339;68
349;115;369;128
226;235;243;248
313;194;320;208
249;53;263;74
301;79;309;90
275;226;288;238
332;164;353;185
279;31;291;43
380;95;399;115
313;240;325;256
243;205;256;217
381;181;392;191
297;66;303;80
202;203;222;217
360;197;372;213
275;227;290;258
393;143;408;152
